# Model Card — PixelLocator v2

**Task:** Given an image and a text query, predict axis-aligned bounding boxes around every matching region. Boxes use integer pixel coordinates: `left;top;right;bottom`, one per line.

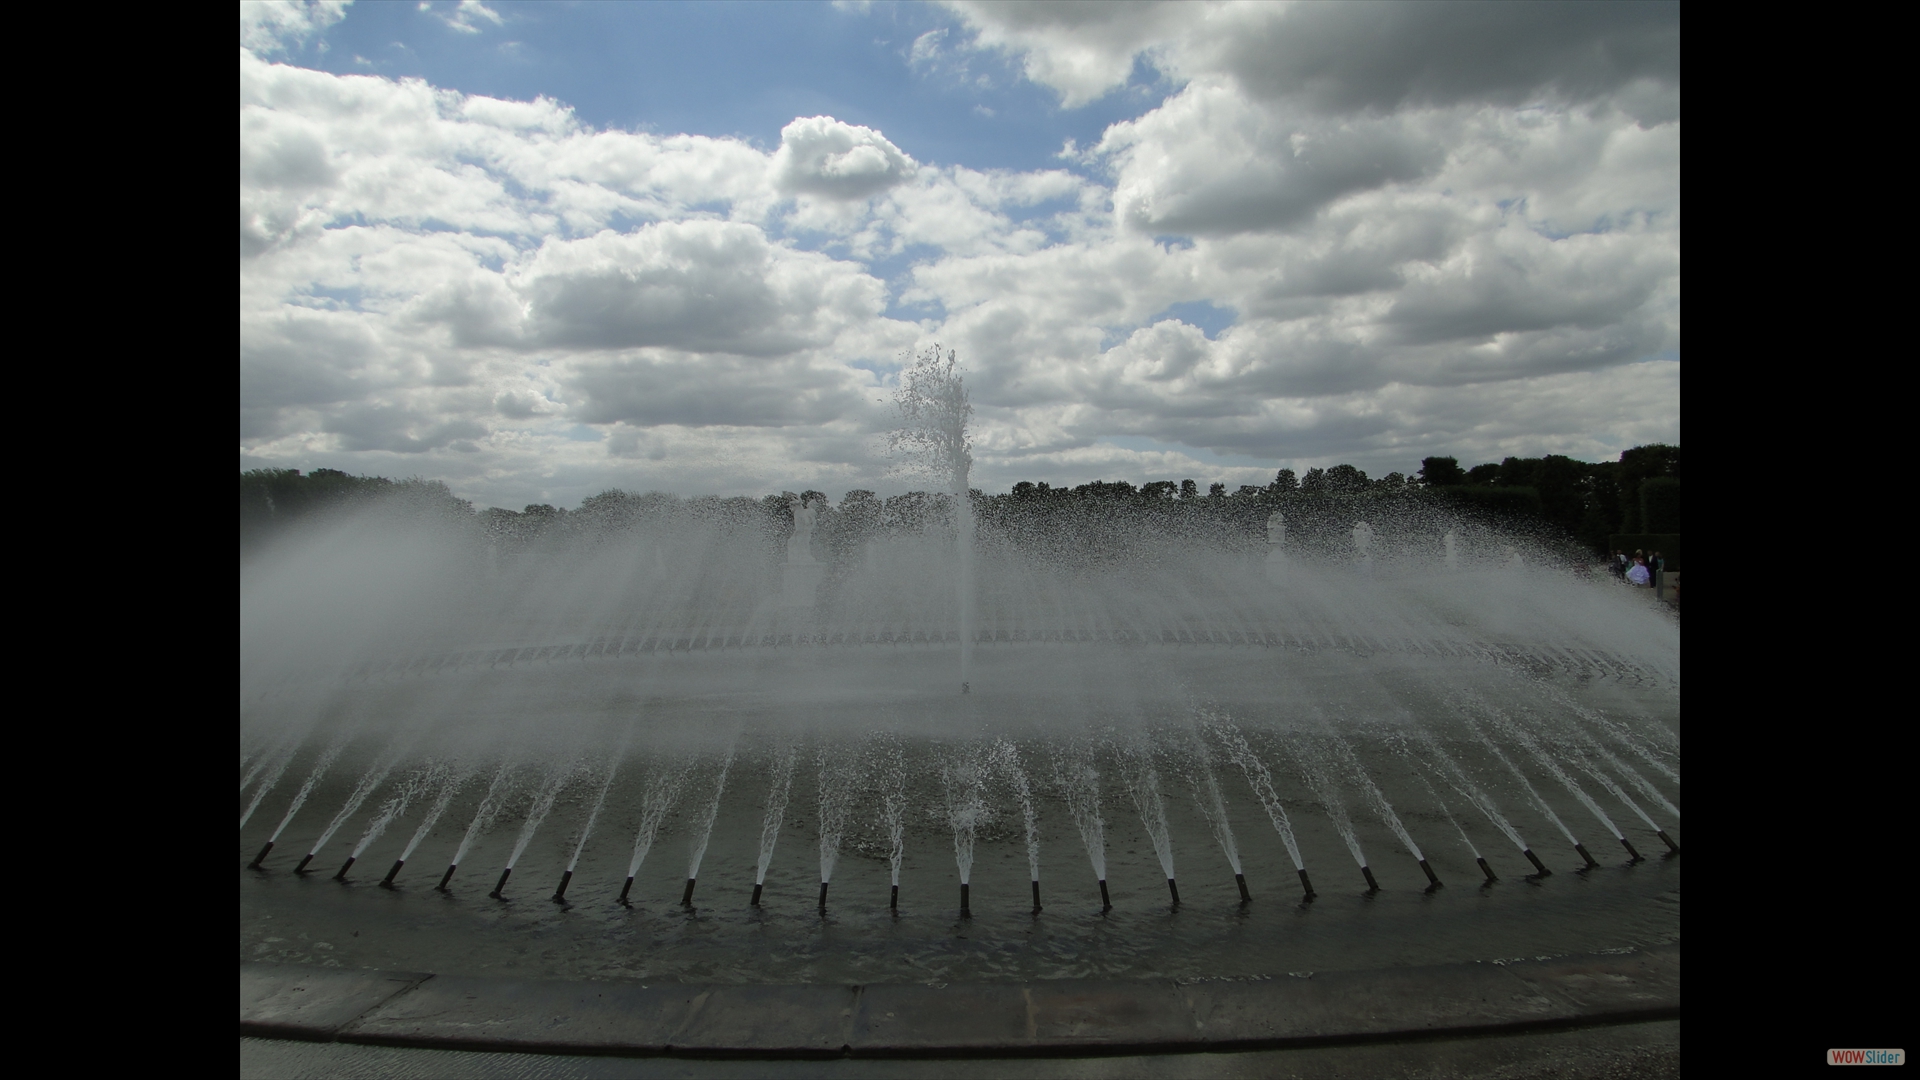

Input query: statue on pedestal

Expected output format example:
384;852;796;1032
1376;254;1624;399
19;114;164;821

781;493;826;608
1263;509;1289;584
787;494;819;565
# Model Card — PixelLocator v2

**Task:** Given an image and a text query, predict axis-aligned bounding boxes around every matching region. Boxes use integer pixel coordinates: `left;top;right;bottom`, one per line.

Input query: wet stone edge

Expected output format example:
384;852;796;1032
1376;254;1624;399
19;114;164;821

239;946;1679;1059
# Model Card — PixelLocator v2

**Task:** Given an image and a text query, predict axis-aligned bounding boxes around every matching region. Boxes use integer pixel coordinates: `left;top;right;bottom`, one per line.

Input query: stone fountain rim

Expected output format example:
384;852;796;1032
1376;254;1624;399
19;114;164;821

240;943;1678;1060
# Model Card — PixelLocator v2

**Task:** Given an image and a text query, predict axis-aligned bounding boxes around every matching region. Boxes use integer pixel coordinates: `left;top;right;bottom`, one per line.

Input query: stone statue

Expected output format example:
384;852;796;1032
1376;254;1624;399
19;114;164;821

787;493;819;565
1352;520;1375;578
1263;509;1289;584
1443;529;1459;571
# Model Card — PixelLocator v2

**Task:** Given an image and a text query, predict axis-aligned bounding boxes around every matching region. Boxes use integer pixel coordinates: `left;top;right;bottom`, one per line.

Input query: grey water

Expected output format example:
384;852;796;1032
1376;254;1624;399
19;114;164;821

241;460;1680;983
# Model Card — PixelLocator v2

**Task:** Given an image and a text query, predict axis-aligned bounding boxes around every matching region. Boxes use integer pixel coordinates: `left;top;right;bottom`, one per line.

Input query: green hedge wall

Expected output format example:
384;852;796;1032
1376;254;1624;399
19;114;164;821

1432;485;1544;518
1639;477;1680;533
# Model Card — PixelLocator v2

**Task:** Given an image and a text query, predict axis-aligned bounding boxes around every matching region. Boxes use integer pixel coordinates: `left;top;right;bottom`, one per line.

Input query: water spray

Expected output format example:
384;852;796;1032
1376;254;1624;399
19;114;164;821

622;756;693;905
252;739;346;868
1210;718;1312;900
557;743;626;903
682;743;737;908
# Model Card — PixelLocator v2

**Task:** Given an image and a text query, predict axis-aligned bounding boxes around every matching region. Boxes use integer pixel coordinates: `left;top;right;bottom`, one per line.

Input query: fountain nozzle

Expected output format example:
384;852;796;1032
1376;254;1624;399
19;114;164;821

1476;857;1497;884
818;881;829;913
1031;880;1042;913
890;884;899;911
1522;849;1550;877
1098;879;1111;911
618;876;634;904
248;842;274;869
1656;830;1680;855
750;882;763;906
1297;868;1316;900
489;867;512;898
437;863;457;891
1418;859;1442;890
1166;878;1180;906
681;878;696;906
959;882;971;917
1235;872;1251;903
293;853;315;874
1619;838;1643;863
1573;843;1599;869
551;870;573;902
332;856;356;881
380;859;404;888
1361;865;1380;893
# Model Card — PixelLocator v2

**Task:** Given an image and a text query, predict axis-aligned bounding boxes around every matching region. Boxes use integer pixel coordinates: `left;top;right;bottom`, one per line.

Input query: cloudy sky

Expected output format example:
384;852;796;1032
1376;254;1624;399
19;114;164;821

240;0;1679;509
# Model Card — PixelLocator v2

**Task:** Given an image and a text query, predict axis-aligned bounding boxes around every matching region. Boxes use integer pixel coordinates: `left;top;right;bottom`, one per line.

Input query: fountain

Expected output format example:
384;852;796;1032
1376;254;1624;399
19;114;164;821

239;350;1678;998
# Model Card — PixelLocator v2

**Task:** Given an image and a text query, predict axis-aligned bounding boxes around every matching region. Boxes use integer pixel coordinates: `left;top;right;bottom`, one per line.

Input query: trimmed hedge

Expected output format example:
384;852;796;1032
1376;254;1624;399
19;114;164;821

1609;534;1680;572
1640;477;1680;533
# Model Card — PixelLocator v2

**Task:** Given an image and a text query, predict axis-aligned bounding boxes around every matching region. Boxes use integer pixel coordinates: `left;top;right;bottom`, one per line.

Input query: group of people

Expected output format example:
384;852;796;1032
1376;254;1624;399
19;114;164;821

1611;549;1668;592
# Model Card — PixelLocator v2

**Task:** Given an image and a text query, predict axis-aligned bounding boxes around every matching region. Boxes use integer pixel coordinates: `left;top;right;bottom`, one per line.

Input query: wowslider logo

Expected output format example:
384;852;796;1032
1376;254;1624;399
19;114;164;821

1829;1049;1905;1065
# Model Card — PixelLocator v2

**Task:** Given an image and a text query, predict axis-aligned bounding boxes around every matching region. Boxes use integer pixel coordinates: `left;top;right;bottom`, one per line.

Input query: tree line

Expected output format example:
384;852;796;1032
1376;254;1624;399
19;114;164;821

240;444;1677;565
